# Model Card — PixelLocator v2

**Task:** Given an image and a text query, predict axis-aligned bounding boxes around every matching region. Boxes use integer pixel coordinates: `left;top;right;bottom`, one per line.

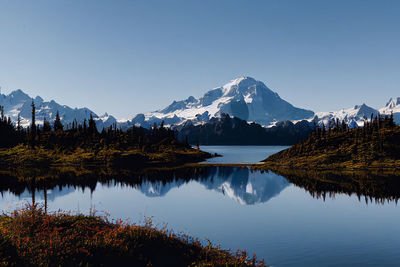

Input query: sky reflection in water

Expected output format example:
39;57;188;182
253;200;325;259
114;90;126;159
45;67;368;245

0;146;399;267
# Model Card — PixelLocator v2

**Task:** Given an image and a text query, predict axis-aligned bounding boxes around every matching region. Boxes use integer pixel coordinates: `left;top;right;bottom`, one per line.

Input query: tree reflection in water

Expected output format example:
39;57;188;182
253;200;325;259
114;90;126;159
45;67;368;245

260;168;400;204
0;166;399;208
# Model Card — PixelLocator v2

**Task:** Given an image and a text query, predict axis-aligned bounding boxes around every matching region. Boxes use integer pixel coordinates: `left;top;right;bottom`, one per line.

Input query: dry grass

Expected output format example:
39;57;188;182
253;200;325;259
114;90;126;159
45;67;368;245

0;203;265;267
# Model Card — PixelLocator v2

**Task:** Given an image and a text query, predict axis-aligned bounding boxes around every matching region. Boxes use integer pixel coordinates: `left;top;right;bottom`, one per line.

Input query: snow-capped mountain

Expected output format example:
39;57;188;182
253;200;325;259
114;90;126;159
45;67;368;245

126;77;400;129
131;77;314;127
379;97;400;123
1;81;399;131
310;98;400;128
0;89;117;129
311;103;379;128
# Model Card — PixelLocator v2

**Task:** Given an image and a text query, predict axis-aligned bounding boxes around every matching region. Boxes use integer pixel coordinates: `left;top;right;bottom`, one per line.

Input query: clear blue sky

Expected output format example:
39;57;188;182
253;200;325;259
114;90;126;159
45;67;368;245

0;0;399;118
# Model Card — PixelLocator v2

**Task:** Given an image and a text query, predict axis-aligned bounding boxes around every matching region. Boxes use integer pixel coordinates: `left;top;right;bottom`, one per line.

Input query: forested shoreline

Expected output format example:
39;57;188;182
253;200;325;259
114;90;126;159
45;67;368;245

261;113;400;170
0;102;211;168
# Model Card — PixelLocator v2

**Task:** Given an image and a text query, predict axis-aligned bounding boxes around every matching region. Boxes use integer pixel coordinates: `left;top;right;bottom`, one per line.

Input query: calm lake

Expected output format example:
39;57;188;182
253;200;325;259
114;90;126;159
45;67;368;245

1;146;400;267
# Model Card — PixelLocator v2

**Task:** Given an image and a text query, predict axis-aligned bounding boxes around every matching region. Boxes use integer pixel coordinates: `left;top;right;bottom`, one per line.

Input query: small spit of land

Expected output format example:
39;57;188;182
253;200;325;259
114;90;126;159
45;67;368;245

261;114;400;171
0;143;210;169
0;204;264;267
0;105;212;169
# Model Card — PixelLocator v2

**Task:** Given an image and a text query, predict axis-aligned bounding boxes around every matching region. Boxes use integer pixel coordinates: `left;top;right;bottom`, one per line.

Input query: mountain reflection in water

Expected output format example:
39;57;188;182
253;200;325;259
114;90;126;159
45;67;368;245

139;167;290;205
3;167;290;206
1;165;400;267
1;166;400;207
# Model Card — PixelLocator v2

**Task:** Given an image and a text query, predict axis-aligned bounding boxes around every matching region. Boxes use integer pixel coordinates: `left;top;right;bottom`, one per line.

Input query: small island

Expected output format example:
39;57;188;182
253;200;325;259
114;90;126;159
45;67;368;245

261;113;400;172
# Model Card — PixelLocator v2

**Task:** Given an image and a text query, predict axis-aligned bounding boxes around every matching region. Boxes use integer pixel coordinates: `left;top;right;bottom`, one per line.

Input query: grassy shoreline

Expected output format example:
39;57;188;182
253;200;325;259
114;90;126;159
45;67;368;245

258;159;400;173
0;145;213;169
260;124;400;172
0;204;265;266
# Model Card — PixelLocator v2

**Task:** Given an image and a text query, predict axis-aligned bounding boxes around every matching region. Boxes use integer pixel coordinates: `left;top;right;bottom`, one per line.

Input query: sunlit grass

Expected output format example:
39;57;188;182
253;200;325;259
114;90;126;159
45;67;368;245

0;203;265;266
261;126;400;171
0;144;211;169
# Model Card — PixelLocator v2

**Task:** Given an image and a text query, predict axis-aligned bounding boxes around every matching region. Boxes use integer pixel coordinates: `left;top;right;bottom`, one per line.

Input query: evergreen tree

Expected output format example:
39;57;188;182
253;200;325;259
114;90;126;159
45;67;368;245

54;111;63;131
31;100;36;133
88;114;98;135
389;112;395;127
17;113;21;132
30;100;36;148
43;117;51;132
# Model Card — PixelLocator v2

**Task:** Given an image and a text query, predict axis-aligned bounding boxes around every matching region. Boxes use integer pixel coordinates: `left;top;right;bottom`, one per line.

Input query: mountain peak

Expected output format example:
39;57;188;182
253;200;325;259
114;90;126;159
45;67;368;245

35;95;44;103
385;97;400;108
227;76;256;85
354;103;370;110
144;77;314;127
222;76;256;94
8;89;30;99
9;89;25;94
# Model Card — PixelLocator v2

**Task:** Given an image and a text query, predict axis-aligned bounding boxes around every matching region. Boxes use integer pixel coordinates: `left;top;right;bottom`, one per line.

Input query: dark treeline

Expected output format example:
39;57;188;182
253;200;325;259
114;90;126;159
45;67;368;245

176;114;314;145
312;112;396;140
0;102;189;152
266;112;400;167
298;112;396;157
0;106;24;147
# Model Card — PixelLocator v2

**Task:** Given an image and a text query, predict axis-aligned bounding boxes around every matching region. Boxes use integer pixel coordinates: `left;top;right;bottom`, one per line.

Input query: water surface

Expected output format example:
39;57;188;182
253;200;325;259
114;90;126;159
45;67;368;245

0;146;399;267
202;145;288;163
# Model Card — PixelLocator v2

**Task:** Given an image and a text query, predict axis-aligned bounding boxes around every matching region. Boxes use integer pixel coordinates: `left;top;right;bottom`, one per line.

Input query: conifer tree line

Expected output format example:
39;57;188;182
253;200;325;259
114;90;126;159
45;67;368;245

274;112;400;164
311;112;395;139
0;106;24;147
0;101;187;151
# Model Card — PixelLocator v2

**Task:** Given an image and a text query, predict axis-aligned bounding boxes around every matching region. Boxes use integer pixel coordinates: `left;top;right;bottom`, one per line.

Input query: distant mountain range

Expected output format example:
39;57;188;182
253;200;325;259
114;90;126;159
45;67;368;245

1;77;399;130
312;99;400;128
0;89;118;129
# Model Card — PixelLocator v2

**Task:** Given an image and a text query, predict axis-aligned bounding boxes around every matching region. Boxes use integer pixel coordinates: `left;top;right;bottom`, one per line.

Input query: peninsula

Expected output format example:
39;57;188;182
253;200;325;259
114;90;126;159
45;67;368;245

261;114;400;171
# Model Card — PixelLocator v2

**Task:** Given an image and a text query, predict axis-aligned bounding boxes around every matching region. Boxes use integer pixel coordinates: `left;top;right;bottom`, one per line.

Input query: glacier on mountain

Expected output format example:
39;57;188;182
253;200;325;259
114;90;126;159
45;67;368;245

1;77;399;130
136;77;314;127
131;77;400;129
